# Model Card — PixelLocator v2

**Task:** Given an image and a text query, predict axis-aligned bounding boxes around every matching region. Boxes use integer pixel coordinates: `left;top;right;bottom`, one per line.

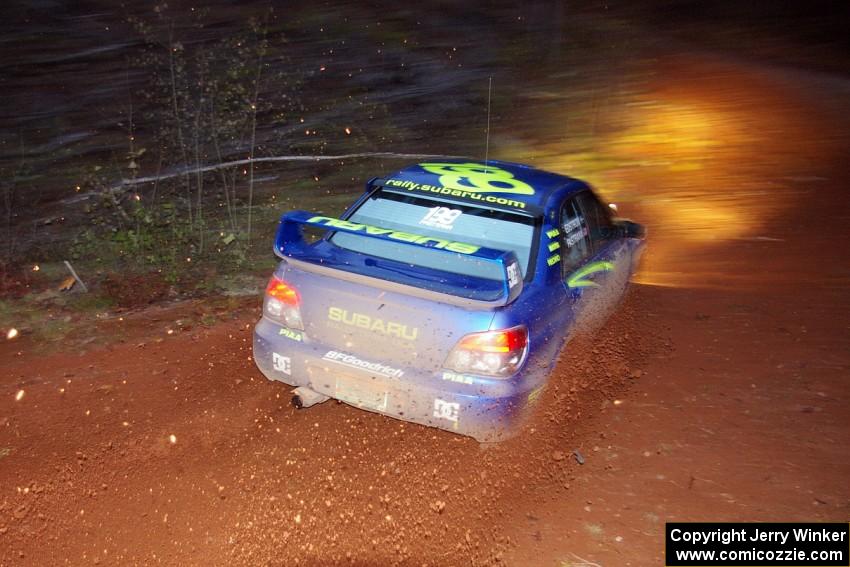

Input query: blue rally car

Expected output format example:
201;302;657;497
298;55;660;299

253;160;645;441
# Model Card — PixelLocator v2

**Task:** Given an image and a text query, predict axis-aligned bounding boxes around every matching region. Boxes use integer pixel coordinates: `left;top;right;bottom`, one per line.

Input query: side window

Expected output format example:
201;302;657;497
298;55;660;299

576;191;616;251
559;199;592;275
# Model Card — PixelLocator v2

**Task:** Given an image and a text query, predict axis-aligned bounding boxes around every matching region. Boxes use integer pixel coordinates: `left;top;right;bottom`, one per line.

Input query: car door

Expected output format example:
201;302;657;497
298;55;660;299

560;191;629;332
577;191;633;300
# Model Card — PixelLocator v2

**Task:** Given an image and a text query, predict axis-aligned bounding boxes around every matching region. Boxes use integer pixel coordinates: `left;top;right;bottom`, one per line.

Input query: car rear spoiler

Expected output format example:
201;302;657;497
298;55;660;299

274;210;524;308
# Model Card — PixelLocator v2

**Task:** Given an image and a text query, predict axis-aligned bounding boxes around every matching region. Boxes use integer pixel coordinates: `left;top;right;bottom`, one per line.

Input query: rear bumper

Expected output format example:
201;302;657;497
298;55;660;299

252;317;540;442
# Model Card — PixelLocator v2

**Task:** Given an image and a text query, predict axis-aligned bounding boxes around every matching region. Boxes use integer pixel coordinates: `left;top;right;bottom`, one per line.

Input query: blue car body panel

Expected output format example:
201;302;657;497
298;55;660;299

252;160;644;441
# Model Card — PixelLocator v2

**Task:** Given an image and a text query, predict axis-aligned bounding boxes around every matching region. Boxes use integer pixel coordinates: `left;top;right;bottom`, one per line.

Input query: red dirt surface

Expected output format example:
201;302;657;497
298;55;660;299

1;56;849;566
0;290;663;566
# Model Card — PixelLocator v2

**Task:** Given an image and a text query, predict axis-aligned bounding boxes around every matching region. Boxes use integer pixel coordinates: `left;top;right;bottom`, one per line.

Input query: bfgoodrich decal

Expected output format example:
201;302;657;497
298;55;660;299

322;350;404;379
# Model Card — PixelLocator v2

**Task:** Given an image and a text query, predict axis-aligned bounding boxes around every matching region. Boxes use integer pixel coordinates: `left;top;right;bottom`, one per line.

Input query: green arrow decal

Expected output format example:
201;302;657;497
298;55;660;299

567;261;615;288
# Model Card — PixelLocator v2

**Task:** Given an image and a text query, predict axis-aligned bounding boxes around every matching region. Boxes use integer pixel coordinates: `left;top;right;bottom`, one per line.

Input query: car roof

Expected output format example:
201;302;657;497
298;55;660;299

375;159;587;215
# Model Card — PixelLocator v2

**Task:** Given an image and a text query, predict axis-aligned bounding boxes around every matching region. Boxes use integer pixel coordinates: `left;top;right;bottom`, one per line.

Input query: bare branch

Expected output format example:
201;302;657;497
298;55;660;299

116;152;466;188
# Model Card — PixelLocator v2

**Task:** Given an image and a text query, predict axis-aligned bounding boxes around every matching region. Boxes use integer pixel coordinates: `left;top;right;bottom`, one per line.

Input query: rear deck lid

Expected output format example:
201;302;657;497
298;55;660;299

277;261;496;372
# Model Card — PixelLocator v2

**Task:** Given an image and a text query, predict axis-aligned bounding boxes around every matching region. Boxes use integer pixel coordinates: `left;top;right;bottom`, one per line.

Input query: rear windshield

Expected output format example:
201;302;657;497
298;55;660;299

330;190;537;281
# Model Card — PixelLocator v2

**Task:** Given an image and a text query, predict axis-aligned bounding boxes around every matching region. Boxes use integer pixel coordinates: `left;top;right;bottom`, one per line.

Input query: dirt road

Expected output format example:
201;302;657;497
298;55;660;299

2;55;849;565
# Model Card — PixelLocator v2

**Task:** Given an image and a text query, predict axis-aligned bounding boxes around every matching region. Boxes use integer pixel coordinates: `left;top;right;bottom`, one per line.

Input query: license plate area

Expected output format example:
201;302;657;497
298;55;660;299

335;374;388;412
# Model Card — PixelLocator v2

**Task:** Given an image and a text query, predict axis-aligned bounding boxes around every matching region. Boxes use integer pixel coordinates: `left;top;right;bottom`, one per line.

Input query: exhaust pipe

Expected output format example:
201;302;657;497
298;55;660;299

291;386;330;409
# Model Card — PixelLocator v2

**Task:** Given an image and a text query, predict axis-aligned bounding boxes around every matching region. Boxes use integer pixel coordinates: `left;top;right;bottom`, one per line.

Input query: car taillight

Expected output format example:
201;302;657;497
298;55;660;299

264;276;304;330
444;326;528;378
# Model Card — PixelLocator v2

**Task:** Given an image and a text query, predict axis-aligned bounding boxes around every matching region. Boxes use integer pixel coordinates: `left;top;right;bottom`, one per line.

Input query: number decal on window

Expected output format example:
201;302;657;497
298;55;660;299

419;206;462;230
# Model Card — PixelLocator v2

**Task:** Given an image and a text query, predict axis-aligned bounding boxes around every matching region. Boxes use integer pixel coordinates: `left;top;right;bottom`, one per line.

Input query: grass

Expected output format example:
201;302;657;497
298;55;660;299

0;295;91;345
64;293;116;313
0;298;46;336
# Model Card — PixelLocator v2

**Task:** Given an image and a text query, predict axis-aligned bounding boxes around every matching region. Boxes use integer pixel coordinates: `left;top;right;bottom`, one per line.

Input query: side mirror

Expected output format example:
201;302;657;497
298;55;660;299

614;219;646;239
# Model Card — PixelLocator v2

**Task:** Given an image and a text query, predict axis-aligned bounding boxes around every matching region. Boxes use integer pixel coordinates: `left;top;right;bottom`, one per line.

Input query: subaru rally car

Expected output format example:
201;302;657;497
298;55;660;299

253;160;645;441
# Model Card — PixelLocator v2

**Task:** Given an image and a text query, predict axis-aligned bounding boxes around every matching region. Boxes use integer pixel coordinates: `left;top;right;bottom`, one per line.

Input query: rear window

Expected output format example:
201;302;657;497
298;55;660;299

330;190;537;281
